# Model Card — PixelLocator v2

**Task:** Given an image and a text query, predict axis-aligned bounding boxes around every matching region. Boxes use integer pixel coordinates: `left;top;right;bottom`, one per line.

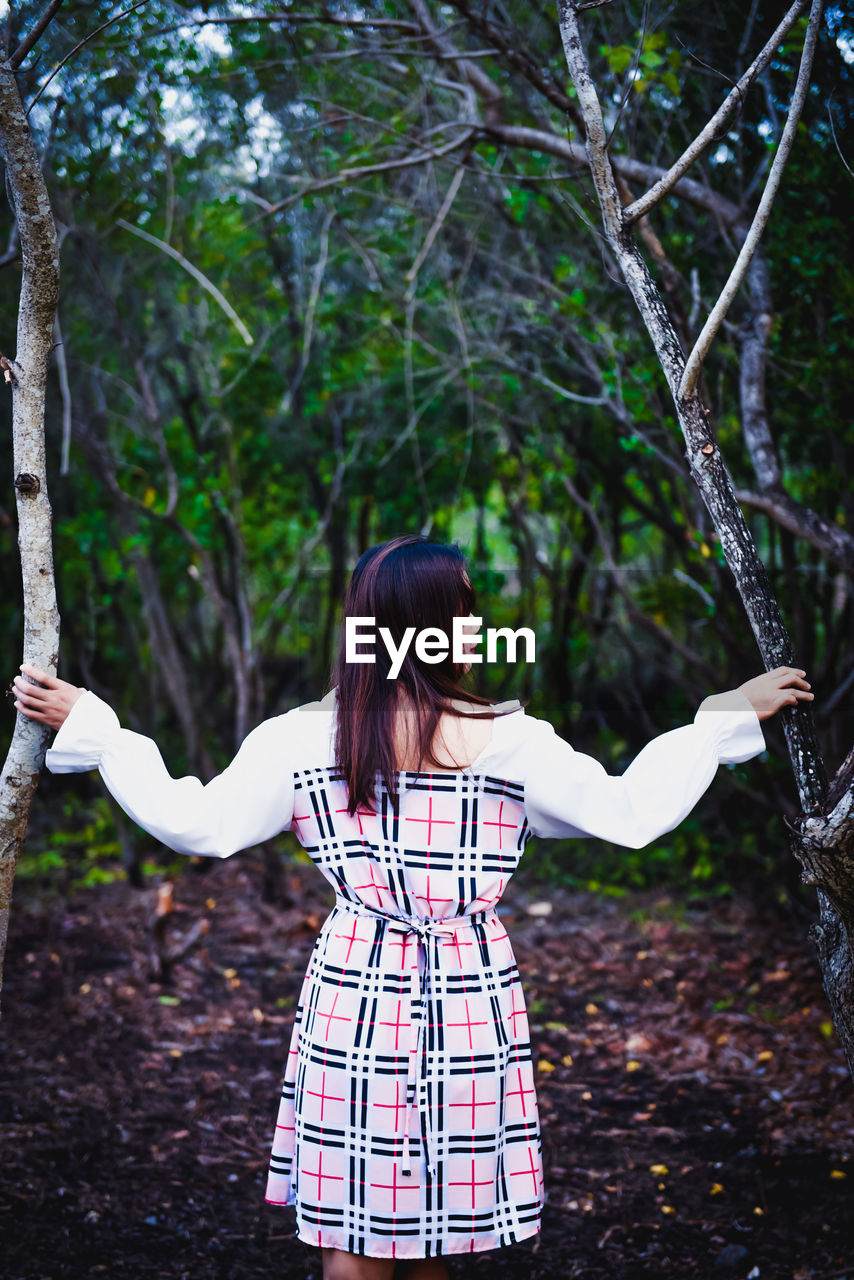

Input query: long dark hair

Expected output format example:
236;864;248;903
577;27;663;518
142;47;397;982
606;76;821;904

330;535;499;815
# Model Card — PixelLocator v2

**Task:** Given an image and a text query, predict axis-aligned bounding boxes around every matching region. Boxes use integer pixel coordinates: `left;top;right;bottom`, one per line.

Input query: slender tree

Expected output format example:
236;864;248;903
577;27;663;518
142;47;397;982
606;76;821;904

554;0;854;1070
0;7;62;996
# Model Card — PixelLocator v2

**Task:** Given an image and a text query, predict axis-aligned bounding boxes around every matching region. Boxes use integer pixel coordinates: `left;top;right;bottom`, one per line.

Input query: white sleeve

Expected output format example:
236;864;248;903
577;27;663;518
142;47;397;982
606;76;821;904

45;690;297;859
523;689;765;848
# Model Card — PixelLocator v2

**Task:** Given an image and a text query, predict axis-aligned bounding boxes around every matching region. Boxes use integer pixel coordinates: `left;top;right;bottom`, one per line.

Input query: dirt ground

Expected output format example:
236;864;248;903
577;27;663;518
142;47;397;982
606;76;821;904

1;854;853;1280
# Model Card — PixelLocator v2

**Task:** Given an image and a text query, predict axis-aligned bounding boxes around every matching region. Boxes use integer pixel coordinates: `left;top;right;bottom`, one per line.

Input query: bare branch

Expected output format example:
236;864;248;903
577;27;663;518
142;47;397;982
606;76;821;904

405;162;467;298
558;5;623;242
115;218;254;346
53;311;72;476
9;0;65;70
280;208;334;414
737;489;854;575
827;99;854;179
483;121;744;225
624;0;809;224
407;0;501;118
27;0;151;116
557;0;827;812
446;0;585;132
678;0;824;400
157;13;421;35
261;129;475;216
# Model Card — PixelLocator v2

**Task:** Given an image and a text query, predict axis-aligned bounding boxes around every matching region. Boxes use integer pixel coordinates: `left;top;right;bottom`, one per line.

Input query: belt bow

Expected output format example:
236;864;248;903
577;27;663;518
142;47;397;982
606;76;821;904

333;897;493;1177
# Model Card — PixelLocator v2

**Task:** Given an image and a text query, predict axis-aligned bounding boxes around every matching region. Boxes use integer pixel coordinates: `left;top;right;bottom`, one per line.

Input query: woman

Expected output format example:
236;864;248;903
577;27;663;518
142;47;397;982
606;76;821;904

12;534;812;1280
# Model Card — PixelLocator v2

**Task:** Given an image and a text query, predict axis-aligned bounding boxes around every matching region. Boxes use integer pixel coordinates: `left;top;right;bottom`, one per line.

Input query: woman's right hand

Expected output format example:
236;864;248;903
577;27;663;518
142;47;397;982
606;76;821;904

737;667;814;721
11;664;85;731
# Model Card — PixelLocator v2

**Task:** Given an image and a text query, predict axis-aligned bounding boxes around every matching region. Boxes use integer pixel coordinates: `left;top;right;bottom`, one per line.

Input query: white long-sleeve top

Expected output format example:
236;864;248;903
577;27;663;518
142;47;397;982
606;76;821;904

45;688;765;857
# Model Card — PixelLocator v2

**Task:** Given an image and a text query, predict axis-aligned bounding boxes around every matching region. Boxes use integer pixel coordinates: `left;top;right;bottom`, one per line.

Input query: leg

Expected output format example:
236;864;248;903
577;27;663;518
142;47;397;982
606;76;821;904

321;1247;395;1280
397;1262;450;1280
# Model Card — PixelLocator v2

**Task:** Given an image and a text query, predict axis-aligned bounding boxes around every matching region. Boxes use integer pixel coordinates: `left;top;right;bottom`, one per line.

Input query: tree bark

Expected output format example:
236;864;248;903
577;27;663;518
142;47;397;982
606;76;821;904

557;0;826;810
557;0;854;1074
0;60;60;999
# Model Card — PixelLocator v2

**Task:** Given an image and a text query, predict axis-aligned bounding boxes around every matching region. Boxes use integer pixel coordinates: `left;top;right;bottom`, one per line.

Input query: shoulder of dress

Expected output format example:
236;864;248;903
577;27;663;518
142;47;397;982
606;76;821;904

247;695;334;744
491;698;524;714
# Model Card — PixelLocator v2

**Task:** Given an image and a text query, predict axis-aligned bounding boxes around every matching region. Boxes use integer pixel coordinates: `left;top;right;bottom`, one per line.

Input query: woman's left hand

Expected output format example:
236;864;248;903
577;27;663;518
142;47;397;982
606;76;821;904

10;665;84;730
737;667;814;721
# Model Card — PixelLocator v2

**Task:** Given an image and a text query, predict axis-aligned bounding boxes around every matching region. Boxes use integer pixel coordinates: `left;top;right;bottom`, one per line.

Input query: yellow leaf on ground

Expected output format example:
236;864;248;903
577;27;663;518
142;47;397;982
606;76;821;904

650;1163;669;1175
537;1059;555;1073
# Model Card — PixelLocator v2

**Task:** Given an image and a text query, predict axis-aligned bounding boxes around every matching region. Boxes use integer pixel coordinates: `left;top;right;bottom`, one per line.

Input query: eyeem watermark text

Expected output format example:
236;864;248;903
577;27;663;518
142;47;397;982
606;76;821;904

346;616;535;679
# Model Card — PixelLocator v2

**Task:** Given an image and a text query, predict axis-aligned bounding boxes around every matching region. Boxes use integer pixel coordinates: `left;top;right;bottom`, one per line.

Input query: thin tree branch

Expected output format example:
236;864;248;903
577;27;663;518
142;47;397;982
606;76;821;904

26;0;151;116
407;0;501;118
261;129;475;216
737;490;854;575
54;311;72;475
157;14;422;35
678;0;824;400
115;219;254;346
557;0;827;811
483;121;744;225
446;0;584;132
827;99;854;179
280;208;334;414
405;162;467;299
624;0;808;224
9;0;65;70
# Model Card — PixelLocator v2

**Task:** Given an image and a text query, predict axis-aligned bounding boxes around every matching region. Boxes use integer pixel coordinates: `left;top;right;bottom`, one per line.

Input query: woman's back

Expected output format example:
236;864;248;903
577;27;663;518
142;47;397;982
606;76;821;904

391;696;496;773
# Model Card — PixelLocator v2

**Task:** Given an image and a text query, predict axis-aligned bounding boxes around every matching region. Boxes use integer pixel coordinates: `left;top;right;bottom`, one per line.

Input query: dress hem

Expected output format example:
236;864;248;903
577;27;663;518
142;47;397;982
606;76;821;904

286;1214;542;1259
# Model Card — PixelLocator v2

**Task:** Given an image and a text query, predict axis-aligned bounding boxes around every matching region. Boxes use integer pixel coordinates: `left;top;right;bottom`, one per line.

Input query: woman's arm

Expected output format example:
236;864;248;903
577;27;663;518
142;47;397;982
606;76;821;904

12;665;297;858
523;668;812;848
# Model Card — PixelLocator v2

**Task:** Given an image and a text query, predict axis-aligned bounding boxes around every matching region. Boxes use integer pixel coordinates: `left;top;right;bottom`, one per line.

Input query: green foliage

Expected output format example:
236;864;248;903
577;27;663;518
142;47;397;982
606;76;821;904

19;796;124;891
1;0;852;899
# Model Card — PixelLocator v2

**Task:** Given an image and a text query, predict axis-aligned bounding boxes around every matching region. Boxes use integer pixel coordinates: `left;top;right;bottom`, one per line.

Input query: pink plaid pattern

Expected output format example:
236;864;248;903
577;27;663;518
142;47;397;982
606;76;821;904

264;769;543;1258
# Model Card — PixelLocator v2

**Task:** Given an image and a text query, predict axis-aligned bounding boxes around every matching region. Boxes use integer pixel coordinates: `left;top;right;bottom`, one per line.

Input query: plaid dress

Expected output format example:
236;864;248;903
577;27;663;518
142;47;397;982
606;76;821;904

45;685;766;1260
264;765;542;1258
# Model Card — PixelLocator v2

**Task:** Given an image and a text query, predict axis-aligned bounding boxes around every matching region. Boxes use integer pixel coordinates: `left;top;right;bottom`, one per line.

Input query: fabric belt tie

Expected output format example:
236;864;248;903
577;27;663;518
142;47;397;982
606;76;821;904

332;897;493;1178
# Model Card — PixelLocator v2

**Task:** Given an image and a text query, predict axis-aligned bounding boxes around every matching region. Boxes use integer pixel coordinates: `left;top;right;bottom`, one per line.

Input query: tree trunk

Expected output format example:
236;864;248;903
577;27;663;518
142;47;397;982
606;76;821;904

0;60;61;998
557;0;854;1073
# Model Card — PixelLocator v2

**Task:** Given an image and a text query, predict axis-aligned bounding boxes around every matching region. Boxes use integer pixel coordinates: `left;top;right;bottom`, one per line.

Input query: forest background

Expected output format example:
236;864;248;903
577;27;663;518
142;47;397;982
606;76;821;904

1;0;853;906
